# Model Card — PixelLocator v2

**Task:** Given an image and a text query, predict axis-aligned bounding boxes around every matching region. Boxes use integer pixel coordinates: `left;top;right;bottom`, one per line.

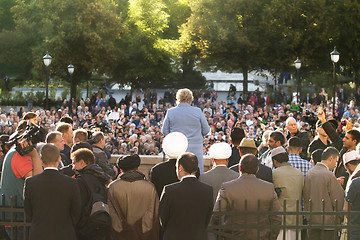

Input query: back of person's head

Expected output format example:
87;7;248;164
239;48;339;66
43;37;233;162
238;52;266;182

71;142;93;153
45;131;62;143
240;154;259;174
40;143;60;165
177;152;198;174
270;131;285;146
56;122;72;134
71;148;95;166
92;131;104;144
74;129;88;143
321;147;340;161
288;136;302;153
176;88;194;104
311;149;323;165
347;129;360;145
60;116;73;125
230;127;246;146
272;153;289;163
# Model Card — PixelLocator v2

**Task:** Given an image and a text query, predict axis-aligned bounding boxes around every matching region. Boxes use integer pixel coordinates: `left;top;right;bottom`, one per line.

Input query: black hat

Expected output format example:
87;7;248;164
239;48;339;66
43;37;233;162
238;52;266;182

71;142;93;153
328;119;338;130
117;154;141;171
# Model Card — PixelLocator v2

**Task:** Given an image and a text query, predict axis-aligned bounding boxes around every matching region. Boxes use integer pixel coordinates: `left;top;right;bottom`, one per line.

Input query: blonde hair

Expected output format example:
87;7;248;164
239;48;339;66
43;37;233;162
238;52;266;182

176;88;194;104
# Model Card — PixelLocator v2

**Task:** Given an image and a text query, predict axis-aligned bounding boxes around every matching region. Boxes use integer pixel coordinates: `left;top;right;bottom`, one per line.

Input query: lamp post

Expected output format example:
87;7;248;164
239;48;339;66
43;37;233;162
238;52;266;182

330;47;340;114
68;64;75;111
294;58;302;103
43;52;52;110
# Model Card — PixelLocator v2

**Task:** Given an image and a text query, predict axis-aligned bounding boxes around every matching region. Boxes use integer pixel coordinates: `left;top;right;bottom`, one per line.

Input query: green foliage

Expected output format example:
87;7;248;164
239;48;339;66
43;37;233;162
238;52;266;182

1;0;360;93
34;91;45;106
61;87;69;100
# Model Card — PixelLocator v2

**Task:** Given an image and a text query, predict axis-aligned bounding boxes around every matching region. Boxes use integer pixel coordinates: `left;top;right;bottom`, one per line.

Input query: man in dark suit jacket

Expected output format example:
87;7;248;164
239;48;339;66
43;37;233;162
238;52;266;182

24;143;81;240
149;132;188;197
159;152;213;240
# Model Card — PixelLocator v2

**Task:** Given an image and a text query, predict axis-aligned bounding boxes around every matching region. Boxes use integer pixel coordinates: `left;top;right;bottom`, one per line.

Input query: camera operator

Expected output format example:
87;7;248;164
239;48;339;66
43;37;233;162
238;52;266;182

0;131;43;213
317;109;360;188
285;117;310;160
92;131;117;179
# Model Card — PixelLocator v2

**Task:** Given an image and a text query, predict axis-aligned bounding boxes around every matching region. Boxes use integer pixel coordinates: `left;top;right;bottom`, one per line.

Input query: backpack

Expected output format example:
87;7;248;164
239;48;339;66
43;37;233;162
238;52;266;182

79;174;112;240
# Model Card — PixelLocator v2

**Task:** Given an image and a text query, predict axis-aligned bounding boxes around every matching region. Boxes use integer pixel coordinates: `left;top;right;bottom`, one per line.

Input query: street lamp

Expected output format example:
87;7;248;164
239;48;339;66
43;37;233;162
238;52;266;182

68;64;75;111
294;58;302;103
67;64;74;75
43;52;52;109
330;47;340;114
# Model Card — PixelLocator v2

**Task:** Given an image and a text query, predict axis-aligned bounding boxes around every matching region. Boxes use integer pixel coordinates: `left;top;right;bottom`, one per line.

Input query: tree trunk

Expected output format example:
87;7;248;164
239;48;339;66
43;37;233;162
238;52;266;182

242;66;248;94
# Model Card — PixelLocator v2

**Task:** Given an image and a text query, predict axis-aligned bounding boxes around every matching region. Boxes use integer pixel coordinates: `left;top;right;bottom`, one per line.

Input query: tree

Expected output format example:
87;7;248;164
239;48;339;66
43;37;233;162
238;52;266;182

183;0;273;94
4;0;123;101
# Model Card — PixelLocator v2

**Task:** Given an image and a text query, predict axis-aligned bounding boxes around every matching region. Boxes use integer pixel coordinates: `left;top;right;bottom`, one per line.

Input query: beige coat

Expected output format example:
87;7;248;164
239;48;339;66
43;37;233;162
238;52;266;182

303;162;344;225
108;171;159;239
273;162;304;226
212;175;282;240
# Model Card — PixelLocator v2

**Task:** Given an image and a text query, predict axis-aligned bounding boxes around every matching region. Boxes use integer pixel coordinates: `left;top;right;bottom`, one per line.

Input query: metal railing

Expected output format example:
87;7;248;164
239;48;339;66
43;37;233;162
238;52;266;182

2;195;360;240
0;195;30;240
208;199;360;240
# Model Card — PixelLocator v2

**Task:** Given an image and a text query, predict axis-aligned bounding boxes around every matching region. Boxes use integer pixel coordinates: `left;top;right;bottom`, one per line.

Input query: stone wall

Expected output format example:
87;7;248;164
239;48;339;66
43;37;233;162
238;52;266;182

110;155;213;179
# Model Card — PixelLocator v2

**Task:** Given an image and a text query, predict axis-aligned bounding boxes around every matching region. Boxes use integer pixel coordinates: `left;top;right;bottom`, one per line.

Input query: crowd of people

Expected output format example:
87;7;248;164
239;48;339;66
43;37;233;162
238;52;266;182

1;85;360;239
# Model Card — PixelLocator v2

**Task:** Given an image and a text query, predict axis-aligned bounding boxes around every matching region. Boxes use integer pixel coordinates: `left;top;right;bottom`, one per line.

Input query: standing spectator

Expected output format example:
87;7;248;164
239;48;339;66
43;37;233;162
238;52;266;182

287;137;313;177
212;154;281;239
230;139;273;183
227;127;246;167
260;131;285;169
271;147;303;240
308;120;331;155
149;132;187;197
162;88;210;174
108;155;159;239
92;132;117;179
108;95;117;110
72;148;111;240
24;144;81;240
303;147;344;239
56;123;74;166
200;142;239;202
159;152;213;240
285;117;310;160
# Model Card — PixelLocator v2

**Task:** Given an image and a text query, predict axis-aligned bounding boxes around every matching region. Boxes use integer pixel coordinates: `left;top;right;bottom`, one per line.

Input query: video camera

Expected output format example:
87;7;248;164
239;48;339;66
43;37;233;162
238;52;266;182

86;120;111;144
6;121;47;156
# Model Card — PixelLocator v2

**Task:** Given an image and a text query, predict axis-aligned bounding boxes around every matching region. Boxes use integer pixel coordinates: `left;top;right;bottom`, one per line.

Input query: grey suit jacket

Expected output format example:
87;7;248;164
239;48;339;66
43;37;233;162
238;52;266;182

212;175;281;240
199;165;239;202
162;103;210;145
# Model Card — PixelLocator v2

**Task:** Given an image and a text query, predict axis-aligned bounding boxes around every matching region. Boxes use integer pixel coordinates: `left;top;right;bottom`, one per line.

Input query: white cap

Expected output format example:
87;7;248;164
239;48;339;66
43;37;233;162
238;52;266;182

162;132;188;159
343;150;360;165
209;142;232;159
271;146;286;158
